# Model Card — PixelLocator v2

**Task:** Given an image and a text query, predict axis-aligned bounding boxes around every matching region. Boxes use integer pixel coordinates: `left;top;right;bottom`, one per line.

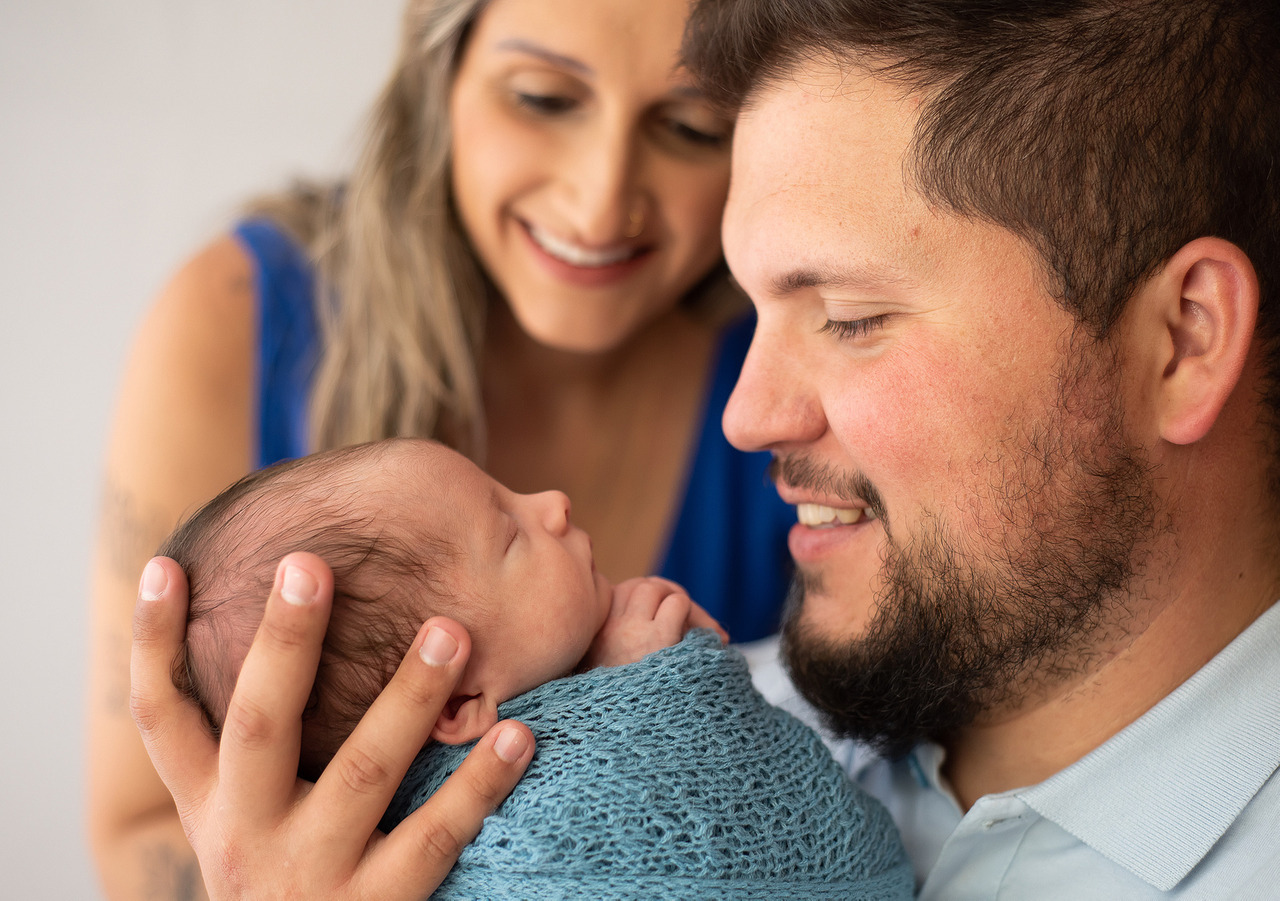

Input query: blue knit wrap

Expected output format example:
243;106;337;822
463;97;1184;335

384;630;913;899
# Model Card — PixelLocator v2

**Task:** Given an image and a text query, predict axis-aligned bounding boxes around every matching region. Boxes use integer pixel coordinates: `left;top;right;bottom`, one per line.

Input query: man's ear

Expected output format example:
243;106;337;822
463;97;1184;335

431;690;499;745
1150;237;1258;445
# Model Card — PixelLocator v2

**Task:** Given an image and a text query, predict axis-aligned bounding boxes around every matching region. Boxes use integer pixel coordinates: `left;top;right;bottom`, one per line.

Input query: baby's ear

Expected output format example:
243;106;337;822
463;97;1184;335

431;691;498;745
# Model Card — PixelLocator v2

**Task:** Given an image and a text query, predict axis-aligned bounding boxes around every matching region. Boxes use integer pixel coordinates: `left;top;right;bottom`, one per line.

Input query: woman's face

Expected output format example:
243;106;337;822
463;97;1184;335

449;0;733;352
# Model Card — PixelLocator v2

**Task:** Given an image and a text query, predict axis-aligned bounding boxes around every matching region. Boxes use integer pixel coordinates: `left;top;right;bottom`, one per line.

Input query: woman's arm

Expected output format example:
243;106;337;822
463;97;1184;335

87;235;259;899
89;234;533;897
132;553;534;899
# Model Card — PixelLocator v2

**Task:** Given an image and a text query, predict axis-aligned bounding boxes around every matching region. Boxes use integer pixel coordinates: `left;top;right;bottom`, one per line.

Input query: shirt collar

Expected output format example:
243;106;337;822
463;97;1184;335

1018;601;1280;891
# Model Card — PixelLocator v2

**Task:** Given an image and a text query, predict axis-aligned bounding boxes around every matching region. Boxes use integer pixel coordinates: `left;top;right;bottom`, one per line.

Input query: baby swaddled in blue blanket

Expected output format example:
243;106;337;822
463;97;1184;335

163;438;913;899
386;630;913;900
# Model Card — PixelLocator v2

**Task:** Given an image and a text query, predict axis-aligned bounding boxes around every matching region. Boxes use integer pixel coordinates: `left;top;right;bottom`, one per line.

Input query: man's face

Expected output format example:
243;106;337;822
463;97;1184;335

722;64;1157;752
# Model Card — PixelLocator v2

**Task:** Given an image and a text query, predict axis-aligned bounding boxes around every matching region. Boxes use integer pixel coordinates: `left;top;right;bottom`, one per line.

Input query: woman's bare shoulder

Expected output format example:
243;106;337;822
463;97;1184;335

107;231;260;522
157;232;256;326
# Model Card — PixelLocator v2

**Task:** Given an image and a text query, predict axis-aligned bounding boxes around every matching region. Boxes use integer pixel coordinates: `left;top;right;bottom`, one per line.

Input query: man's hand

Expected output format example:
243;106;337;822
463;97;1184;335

581;576;728;670
130;552;534;900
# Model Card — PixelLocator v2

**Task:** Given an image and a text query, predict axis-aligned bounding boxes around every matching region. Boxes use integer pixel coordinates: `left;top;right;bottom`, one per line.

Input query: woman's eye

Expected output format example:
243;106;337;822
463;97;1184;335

819;315;889;341
665;118;730;149
513;92;576;115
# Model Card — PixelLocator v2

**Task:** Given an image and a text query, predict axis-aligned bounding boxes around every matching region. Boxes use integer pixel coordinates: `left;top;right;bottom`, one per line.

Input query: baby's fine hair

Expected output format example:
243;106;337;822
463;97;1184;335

159;439;457;779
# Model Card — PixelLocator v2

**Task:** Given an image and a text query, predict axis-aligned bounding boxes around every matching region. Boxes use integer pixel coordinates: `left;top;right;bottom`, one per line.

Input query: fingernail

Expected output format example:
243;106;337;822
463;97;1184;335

139;560;167;602
281;564;317;606
419;626;459;666
494;726;528;763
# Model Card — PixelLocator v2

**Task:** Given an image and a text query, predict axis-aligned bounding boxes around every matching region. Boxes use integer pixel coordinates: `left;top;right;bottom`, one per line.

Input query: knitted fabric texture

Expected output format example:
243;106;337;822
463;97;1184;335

384;630;914;900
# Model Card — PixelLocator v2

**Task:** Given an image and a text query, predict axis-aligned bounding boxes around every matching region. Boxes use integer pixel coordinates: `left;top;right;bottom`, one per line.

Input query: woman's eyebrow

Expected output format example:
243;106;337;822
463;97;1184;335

493;39;593;76
668;83;707;100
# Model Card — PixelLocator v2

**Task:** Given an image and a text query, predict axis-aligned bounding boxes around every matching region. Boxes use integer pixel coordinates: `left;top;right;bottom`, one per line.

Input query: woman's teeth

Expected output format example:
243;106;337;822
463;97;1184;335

527;223;640;268
796;502;877;527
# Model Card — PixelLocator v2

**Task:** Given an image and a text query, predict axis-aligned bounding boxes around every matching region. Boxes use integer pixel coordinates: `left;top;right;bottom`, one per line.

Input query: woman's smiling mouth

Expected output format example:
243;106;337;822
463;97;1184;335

525;221;646;268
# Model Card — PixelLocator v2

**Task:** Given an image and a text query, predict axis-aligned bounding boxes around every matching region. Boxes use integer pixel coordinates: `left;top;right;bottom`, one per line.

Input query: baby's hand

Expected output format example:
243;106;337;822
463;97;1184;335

581;576;729;670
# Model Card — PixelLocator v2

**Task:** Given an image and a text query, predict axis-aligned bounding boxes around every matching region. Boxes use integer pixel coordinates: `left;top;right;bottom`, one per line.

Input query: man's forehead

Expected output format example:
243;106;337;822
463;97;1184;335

731;61;918;175
723;62;924;286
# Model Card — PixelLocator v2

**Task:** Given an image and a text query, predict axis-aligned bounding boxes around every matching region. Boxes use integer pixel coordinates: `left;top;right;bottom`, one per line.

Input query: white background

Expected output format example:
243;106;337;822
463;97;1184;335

0;1;403;895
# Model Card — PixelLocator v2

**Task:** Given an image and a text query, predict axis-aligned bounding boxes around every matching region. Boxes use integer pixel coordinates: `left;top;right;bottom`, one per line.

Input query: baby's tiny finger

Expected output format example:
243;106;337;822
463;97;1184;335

628;582;669;620
607;577;645;618
685;601;729;643
645;577;687;594
653;591;693;637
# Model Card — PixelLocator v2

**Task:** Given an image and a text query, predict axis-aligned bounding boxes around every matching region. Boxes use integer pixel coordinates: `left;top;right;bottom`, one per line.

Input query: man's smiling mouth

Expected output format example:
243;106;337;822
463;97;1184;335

795;502;878;527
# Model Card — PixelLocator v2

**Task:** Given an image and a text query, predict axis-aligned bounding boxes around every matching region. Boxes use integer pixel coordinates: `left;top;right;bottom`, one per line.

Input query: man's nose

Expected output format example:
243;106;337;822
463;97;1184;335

722;322;827;453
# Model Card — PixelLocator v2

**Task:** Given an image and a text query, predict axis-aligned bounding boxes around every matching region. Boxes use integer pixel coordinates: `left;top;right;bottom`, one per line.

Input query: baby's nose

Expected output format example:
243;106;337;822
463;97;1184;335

538;490;572;534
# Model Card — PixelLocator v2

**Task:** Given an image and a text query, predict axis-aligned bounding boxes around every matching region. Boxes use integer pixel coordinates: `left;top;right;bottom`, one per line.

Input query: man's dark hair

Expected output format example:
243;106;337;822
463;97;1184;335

159;440;456;779
685;0;1280;488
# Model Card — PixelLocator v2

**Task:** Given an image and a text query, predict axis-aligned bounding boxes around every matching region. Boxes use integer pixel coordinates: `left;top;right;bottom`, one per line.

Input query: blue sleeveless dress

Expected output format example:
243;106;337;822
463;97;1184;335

235;219;794;642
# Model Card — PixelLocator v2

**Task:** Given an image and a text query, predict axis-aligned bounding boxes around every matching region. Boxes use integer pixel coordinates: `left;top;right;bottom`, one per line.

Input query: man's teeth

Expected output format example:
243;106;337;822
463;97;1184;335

528;224;639;267
795;502;877;527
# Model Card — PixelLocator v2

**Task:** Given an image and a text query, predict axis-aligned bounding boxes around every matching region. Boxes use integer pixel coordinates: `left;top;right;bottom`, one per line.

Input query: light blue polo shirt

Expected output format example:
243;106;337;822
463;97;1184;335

745;600;1280;899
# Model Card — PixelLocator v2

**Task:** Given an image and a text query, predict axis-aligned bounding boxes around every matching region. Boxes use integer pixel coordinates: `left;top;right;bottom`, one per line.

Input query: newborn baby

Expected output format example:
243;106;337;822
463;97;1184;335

162;438;913;900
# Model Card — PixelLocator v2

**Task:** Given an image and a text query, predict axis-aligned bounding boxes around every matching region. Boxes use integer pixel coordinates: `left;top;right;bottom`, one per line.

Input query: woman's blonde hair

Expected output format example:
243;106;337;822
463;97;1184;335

252;0;741;462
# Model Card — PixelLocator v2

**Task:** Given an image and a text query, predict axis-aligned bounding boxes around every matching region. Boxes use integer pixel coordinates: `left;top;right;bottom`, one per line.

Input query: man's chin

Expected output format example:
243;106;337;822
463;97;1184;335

785;565;883;643
779;579;977;759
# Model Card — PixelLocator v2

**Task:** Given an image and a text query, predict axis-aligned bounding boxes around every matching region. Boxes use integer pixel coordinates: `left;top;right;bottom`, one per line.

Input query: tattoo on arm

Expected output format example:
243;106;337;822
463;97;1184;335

95;476;172;717
143;844;208;901
97;621;133;716
98;476;171;585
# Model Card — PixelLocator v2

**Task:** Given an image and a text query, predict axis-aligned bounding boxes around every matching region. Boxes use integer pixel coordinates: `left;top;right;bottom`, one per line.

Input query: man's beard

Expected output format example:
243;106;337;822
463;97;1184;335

781;342;1162;758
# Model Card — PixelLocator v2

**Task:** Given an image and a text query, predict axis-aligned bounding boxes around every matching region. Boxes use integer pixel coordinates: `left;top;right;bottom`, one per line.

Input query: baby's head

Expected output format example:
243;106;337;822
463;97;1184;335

162;438;612;778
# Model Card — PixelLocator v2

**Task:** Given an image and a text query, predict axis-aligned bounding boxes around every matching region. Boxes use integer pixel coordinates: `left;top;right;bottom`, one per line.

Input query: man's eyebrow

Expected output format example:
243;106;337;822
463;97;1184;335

770;264;909;296
494;39;593;76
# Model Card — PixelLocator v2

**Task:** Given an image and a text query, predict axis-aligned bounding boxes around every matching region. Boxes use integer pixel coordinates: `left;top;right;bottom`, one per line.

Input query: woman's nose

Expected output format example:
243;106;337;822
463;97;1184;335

559;119;644;243
722;323;827;453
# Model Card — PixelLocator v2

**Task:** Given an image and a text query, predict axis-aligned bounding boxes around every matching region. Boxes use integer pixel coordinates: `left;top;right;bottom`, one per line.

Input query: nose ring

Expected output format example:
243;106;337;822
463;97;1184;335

625;204;645;239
